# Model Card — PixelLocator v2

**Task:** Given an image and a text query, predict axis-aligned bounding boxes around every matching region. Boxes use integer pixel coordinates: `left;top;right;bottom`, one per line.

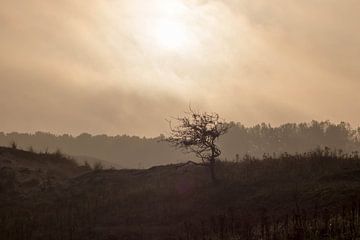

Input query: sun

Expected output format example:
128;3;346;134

153;20;190;50
130;0;196;53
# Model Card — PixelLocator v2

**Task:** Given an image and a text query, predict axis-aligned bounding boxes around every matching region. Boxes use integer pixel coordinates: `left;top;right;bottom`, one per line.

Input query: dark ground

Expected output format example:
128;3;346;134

2;146;360;239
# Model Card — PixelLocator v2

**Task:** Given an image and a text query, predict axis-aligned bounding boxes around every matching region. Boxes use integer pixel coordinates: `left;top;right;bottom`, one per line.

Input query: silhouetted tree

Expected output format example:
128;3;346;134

166;109;229;182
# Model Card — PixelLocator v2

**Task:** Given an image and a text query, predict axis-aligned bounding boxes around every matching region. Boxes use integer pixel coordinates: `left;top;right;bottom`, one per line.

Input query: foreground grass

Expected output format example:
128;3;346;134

1;147;360;239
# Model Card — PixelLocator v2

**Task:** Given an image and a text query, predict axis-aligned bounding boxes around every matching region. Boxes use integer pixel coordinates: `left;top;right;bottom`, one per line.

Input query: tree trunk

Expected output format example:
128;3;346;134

209;158;216;183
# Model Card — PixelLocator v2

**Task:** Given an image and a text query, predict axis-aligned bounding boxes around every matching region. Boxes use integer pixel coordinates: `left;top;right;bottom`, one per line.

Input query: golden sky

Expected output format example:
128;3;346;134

1;0;360;136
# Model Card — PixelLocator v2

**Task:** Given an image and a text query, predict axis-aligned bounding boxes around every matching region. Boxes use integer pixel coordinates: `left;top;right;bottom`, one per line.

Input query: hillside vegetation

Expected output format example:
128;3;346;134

0;146;89;195
2;147;360;239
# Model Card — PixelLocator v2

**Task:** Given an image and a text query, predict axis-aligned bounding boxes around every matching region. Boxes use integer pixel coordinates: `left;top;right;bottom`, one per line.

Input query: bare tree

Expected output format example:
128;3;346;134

165;109;229;182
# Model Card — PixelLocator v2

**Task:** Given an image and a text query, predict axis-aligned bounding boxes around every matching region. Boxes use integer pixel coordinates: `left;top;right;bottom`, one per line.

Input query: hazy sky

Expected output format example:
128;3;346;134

1;0;360;136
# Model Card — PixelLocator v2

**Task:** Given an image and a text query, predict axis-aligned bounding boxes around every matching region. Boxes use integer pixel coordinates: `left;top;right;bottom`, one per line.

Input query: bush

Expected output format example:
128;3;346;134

93;161;104;171
10;141;17;149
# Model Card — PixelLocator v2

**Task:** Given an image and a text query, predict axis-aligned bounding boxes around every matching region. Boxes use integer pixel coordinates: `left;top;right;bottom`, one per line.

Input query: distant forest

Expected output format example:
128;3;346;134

1;121;359;168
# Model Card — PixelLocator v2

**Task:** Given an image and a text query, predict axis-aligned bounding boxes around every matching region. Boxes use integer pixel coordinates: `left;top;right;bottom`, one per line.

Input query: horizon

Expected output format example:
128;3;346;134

2;119;359;170
0;119;359;138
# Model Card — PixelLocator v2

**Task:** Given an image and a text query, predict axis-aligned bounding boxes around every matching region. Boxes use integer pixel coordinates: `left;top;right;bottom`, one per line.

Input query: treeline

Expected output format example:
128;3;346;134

221;121;360;160
0;121;359;168
0;132;182;168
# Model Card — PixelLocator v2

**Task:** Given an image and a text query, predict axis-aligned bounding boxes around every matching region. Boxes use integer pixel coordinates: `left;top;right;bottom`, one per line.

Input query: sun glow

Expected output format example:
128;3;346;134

123;0;197;54
154;20;189;50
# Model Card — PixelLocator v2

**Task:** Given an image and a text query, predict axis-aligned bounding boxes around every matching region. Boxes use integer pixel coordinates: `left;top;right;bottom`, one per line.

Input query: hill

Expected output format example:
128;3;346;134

0;146;88;195
2;147;360;239
73;155;123;169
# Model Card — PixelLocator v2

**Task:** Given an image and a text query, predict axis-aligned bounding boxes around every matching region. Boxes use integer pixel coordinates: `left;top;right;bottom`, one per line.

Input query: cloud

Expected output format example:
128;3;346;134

1;0;360;136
